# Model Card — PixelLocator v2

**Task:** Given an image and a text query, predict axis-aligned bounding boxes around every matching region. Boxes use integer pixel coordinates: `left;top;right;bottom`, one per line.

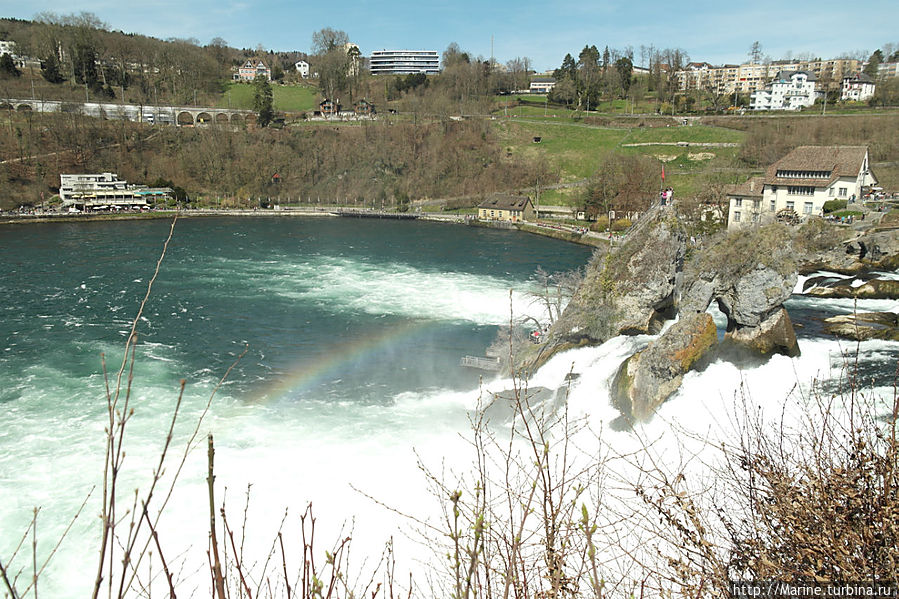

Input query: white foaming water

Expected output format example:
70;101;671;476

195;254;539;325
3;262;897;598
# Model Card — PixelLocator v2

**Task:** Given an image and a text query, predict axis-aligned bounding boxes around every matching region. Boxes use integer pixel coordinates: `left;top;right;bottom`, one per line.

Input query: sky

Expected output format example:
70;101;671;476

1;0;895;72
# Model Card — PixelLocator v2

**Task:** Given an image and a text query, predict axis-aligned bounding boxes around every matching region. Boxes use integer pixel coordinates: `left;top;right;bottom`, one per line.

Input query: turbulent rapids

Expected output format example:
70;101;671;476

0;217;896;598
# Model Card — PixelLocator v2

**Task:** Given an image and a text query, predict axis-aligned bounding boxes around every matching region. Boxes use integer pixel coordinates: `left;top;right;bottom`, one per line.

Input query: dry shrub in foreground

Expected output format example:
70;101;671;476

634;362;899;597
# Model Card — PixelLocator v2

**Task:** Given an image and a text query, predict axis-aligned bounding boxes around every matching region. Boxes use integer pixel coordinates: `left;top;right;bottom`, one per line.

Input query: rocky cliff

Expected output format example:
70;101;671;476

522;205;897;424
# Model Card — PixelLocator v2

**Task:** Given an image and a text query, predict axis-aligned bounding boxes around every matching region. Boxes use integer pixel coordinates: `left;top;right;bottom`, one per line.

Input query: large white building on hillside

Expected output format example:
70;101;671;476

727;146;877;229
369;50;439;75
750;71;820;111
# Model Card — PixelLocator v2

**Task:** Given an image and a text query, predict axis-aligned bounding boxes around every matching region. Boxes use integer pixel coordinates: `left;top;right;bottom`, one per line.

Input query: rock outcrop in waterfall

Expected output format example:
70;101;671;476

517;204;897;425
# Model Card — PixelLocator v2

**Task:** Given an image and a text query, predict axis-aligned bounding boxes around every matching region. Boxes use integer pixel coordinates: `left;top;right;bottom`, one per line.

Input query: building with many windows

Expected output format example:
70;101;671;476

727;146;877;229
529;77;557;93
750;71;820;111
59;173;172;211
478;194;535;222
369;50;439;75
675;58;860;96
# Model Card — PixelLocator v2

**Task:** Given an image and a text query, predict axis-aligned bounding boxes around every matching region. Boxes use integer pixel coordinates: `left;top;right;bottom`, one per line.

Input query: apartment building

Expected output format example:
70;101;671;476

675;58;860;95
369;50;439;75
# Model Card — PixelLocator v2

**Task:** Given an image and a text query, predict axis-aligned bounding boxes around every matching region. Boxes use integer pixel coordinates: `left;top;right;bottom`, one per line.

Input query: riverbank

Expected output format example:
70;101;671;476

0;208;608;248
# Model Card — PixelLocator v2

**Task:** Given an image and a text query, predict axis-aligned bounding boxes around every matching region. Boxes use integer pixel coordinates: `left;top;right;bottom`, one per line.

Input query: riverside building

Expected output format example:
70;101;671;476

59;173;172;211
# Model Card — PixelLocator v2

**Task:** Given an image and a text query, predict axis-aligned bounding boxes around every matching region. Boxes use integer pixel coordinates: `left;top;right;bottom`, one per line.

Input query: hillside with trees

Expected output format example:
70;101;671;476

1;15;898;215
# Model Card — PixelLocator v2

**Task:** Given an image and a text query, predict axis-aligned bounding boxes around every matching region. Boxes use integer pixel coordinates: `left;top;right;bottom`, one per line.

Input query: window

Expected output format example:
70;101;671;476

770;200;776;211
787;186;814;196
734;211;741;222
735;199;742;207
839;187;847;197
786;201;795;211
804;202;813;214
753;200;761;210
829;188;835;197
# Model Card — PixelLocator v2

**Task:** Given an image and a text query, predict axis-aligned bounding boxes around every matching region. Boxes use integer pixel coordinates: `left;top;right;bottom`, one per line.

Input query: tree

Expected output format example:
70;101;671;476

311;28;353;102
311;27;349;54
748;41;763;64
253;74;274;127
553;53;577;80
442;42;470;68
40;52;65;83
615;56;633;97
864;49;884;77
577;45;601;109
0;53;20;78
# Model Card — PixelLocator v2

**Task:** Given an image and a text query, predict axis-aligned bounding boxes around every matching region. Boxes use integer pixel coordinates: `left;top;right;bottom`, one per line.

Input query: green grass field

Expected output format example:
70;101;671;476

218;82;320;112
496;119;630;180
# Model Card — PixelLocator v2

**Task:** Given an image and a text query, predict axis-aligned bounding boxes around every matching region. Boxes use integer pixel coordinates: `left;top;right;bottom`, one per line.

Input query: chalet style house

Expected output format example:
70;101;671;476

840;73;876;102
727;146;877;229
235;59;272;82
478;194;535;222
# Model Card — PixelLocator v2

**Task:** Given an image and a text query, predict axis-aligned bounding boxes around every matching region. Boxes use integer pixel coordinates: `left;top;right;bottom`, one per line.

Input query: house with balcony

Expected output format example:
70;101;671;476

59;173;172;211
235;59;272;82
478;194;535;223
726;146;877;229
840;73;875;102
750;71;821;111
353;99;375;115
318;98;340;116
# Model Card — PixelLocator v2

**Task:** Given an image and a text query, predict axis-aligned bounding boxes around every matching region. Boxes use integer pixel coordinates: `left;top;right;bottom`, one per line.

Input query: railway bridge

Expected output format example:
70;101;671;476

0;98;256;127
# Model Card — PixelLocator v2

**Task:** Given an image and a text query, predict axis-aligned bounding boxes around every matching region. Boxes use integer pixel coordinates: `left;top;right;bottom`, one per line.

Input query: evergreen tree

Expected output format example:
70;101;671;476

253;74;274;127
41;53;65;83
0;53;20;78
864;49;884;77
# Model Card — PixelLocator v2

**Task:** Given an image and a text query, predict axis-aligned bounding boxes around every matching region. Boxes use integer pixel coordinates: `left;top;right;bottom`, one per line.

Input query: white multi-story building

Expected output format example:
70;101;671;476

727;146;877;229
0;40;15;56
369;50;439;75
529;77;556;93
750;71;820;111
59;173;172;210
294;60;309;78
841;73;876;102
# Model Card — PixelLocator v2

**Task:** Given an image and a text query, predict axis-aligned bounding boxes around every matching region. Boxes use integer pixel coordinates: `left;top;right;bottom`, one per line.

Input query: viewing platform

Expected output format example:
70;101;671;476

461;355;502;371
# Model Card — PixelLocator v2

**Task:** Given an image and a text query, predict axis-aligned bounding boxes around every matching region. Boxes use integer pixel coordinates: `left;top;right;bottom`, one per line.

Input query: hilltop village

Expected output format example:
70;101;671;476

0;16;896;239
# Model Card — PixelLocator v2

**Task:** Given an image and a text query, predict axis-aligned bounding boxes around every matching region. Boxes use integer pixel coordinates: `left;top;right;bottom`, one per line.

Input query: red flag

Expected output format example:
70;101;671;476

661;164;665;181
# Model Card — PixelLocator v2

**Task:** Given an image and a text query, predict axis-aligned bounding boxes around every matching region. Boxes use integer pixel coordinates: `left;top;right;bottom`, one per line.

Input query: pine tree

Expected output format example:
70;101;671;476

253;74;274;127
0;53;20;78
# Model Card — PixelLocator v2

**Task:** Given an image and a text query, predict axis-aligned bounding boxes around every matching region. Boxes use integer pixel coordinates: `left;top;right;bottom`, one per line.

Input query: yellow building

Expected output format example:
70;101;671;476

478;194;535;222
